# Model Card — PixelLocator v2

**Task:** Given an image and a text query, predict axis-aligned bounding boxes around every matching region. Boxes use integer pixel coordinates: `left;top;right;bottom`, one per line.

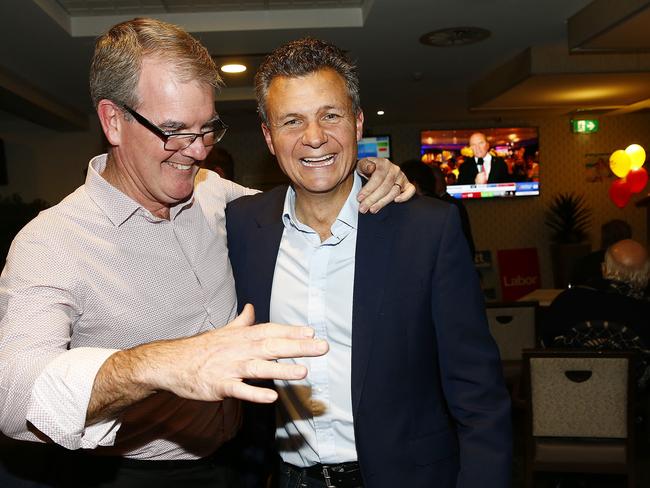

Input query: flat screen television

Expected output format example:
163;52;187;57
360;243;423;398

420;127;539;199
358;135;391;159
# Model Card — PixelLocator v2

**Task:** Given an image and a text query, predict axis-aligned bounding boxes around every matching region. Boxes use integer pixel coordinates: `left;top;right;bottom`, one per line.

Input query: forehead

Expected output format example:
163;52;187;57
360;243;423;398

266;68;350;114
137;57;215;112
469;134;487;145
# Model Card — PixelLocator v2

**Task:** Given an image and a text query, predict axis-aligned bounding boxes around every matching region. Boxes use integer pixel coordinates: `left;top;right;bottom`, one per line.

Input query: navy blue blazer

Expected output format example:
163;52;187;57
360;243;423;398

225;187;512;488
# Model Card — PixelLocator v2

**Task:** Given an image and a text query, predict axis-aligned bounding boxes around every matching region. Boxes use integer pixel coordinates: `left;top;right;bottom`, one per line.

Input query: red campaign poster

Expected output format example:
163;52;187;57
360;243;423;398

497;248;540;301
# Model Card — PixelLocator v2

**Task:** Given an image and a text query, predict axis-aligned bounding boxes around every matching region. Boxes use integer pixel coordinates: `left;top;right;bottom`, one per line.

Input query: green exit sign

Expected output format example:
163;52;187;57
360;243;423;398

571;119;599;133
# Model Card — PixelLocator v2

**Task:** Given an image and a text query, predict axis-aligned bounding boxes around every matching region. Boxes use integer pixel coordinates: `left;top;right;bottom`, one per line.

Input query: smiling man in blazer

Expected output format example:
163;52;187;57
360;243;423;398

226;38;512;488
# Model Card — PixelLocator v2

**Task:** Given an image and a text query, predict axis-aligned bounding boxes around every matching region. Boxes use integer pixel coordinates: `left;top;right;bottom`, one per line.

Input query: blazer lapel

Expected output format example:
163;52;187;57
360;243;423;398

248;187;287;324
351;205;397;415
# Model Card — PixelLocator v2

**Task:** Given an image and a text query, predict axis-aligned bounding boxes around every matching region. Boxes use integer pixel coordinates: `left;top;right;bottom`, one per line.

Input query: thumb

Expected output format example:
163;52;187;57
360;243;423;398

228;303;255;329
358;158;376;176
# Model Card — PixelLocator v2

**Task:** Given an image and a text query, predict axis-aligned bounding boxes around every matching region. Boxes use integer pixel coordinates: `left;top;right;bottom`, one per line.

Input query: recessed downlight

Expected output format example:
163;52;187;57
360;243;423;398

221;63;247;73
377;110;385;116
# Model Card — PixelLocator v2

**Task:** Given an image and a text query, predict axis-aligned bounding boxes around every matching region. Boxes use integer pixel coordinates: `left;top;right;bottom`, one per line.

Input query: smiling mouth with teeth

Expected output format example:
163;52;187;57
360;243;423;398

165;161;195;171
300;154;335;167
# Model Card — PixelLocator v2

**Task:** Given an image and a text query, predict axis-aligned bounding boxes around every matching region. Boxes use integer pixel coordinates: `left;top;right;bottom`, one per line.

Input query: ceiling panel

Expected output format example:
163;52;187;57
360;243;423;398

469;44;650;115
53;0;363;15
568;0;650;52
472;73;650;111
13;0;646;128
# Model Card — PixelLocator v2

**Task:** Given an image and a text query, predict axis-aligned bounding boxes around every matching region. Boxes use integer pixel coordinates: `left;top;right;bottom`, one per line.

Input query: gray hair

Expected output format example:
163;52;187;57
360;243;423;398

254;37;360;124
89;18;222;110
603;246;650;291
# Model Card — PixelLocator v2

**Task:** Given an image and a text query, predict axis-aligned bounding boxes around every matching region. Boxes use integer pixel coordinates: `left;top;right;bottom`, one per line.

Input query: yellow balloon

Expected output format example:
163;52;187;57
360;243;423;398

625;144;646;170
610;150;632;178
460;146;473;157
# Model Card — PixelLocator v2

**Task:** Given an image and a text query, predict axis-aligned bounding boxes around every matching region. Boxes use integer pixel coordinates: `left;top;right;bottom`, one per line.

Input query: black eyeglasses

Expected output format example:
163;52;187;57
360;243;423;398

121;105;228;151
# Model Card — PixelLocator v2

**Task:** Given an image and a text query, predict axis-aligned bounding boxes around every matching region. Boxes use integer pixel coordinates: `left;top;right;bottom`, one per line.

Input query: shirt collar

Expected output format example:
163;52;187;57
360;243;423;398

477;153;492;163
281;173;361;241
84;154;194;226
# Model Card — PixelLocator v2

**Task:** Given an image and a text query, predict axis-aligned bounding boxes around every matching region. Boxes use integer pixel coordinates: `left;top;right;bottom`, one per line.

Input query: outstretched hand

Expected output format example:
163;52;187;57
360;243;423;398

154;304;329;403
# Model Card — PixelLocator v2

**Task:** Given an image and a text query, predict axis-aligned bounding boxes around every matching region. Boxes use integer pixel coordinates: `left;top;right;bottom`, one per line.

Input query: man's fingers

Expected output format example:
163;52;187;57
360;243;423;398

227;303;255;329
356;159;411;213
393;181;416;203
366;184;401;214
223;380;279;403
357;158;376;177
364;168;414;211
243;359;308;381
244;322;315;341
228;323;328;359
356;159;384;210
256;337;329;360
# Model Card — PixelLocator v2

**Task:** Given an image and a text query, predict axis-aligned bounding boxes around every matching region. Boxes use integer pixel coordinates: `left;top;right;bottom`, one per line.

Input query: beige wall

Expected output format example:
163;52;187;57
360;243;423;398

1;111;649;290
366;113;650;290
0;115;105;205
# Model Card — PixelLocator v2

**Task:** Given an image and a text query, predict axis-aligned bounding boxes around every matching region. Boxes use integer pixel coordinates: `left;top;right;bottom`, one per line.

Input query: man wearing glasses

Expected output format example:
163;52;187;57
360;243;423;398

0;18;412;487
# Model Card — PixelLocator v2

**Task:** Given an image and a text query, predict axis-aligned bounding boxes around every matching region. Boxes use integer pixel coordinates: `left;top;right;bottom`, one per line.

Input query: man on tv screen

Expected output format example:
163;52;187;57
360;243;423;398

457;132;512;185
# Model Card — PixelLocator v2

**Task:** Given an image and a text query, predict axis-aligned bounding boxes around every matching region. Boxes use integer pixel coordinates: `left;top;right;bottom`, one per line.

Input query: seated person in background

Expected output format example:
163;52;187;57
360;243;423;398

570;219;632;287
200;145;235;180
543;239;650;347
401;159;475;257
457;132;511;185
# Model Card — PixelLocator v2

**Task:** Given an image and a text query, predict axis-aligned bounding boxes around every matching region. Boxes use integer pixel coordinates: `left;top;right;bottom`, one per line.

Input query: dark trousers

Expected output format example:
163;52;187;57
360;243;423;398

0;435;241;488
54;452;241;488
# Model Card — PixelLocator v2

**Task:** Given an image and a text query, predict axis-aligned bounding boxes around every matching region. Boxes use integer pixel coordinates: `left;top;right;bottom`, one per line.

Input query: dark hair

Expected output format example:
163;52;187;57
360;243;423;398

201;146;235;180
601;219;632;249
401;159;438;197
254;37;360;124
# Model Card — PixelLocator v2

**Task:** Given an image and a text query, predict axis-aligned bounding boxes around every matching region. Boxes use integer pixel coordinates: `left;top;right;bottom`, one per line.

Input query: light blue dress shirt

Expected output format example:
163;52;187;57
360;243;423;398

270;173;361;468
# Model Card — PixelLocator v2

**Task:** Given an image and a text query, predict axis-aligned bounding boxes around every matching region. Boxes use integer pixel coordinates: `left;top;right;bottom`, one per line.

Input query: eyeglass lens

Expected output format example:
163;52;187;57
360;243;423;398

164;128;227;151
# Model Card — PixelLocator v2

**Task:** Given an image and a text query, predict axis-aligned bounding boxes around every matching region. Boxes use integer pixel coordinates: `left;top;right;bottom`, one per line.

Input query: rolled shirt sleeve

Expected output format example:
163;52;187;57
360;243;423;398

27;347;121;449
0;220;121;449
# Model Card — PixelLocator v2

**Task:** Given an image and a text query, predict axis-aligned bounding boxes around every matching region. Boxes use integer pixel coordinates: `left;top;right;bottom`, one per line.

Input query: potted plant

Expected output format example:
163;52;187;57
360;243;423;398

545;192;592;288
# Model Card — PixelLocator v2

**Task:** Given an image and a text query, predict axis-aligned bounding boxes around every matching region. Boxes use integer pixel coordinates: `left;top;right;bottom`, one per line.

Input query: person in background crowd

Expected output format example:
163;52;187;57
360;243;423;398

226;37;511;488
570;219;632;288
457;132;511;185
401;159;475;257
544;239;650;347
0;18;413;488
200;145;235;180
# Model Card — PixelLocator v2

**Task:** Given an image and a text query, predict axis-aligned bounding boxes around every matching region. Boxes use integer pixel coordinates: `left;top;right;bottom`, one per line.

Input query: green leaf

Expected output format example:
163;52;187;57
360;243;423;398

545;192;591;244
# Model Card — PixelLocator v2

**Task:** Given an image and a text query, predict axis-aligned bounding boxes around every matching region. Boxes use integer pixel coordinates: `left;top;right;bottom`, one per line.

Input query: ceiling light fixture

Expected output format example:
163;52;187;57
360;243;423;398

419;27;490;47
221;64;247;73
377;110;385;116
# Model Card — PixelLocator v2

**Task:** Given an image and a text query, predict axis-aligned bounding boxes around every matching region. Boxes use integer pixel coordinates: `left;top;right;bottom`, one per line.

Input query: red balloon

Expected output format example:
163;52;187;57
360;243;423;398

609;178;632;208
627;167;648;193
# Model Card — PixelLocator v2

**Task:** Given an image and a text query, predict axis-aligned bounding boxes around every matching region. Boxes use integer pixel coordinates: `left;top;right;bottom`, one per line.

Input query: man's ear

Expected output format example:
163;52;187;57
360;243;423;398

261;122;276;156
97;100;123;146
355;110;364;142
